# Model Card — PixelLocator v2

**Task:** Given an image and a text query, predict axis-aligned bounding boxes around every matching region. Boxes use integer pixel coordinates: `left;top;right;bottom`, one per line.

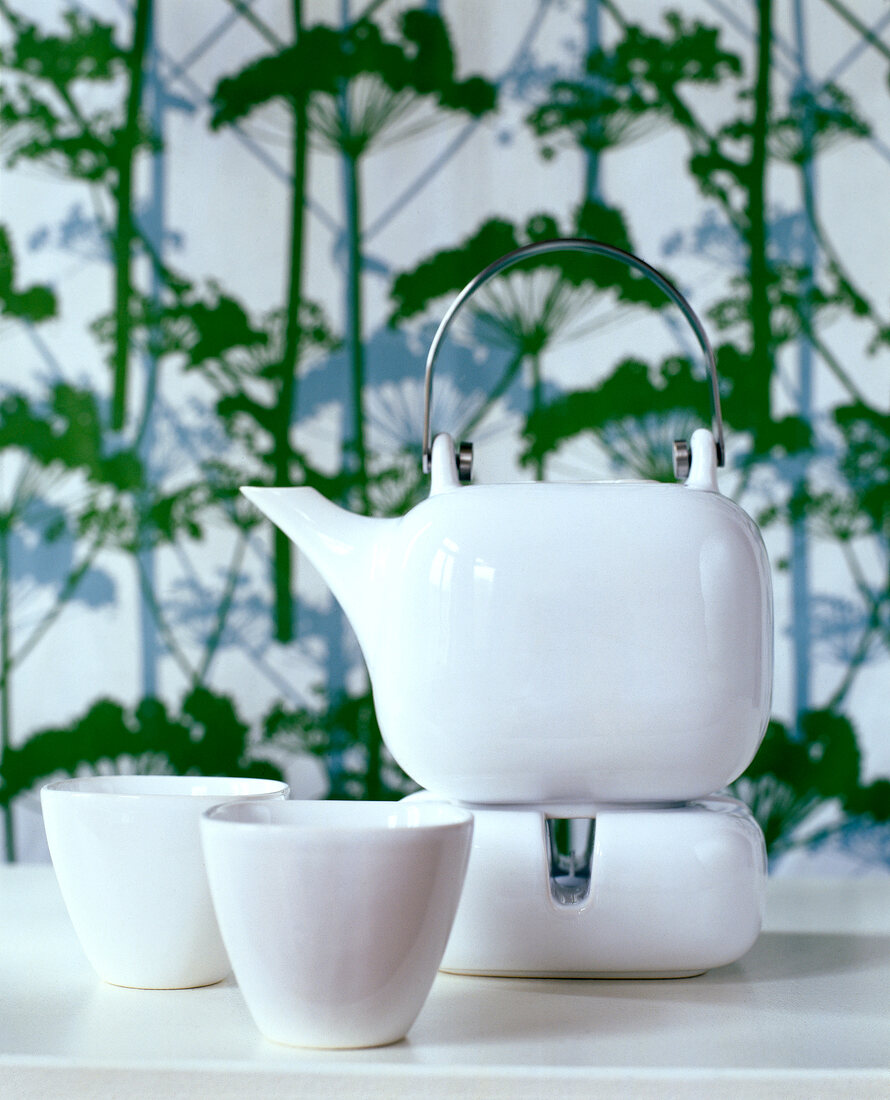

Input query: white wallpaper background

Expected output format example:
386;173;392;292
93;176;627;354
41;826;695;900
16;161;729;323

1;0;888;869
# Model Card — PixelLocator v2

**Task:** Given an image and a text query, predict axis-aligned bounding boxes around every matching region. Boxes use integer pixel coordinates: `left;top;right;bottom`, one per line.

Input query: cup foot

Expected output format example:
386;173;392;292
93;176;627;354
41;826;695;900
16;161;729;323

263;1030;408;1051
101;974;230;990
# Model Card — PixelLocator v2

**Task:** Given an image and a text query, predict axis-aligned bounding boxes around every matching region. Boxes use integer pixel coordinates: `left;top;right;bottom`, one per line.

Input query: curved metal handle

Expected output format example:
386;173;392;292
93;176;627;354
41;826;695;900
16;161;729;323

421;238;725;480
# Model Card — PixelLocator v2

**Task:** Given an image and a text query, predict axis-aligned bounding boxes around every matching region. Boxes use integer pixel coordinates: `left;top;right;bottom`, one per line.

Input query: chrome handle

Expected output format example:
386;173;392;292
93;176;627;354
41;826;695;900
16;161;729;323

420;237;725;481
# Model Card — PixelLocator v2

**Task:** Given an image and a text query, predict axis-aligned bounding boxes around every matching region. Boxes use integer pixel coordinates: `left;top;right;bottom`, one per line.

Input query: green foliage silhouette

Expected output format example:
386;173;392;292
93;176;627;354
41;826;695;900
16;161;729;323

528;12;742;159
732;710;890;857
0;0;156;429
0;226;56;323
264;686;412;802
209;11;496;135
0;688;282;808
522;355;711;482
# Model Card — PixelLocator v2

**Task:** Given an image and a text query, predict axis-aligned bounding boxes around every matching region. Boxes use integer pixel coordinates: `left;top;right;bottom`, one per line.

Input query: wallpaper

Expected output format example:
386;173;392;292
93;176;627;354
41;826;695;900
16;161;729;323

1;0;888;870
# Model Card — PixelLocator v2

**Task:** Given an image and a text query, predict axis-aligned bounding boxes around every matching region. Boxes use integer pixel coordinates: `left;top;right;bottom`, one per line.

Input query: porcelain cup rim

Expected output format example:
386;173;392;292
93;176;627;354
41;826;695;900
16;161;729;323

202;797;473;835
41;775;289;802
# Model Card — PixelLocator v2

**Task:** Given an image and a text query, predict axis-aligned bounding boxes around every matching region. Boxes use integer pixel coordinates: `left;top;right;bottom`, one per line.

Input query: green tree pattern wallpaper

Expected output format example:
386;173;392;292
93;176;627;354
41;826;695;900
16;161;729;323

1;0;888;868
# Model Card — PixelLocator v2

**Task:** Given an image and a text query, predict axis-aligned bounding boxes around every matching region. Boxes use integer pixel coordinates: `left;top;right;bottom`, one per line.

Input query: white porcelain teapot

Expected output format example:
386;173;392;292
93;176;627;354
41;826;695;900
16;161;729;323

243;240;773;804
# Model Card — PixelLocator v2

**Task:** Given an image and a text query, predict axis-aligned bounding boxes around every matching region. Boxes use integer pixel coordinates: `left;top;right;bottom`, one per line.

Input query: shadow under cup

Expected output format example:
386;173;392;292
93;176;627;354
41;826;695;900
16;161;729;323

41;775;289;989
200;799;474;1049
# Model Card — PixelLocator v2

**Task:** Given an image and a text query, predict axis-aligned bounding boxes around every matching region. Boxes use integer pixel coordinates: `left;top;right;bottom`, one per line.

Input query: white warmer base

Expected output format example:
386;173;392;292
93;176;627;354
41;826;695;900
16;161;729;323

410;794;767;978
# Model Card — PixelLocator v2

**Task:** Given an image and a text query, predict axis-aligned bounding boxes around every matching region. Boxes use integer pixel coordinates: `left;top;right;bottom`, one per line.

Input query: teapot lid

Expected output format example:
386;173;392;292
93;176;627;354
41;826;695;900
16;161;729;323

420;238;726;484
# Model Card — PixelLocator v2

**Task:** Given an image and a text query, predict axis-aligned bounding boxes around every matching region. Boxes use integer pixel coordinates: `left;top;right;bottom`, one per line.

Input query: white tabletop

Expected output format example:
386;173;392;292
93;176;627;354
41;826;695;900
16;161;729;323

1;865;889;1099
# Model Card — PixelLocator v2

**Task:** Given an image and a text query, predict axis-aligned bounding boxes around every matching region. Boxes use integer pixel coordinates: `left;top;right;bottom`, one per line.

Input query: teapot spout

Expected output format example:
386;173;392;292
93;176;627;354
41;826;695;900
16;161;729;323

240;486;395;660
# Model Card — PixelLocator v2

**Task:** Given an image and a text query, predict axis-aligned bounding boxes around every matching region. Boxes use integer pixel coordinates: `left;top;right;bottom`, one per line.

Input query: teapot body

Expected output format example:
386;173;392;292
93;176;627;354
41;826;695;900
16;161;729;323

368;480;772;804
243;237;773;807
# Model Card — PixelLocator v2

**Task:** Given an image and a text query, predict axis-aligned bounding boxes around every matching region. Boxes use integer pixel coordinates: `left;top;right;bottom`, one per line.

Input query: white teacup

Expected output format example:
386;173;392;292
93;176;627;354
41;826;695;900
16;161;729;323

200;799;474;1049
41;775;289;989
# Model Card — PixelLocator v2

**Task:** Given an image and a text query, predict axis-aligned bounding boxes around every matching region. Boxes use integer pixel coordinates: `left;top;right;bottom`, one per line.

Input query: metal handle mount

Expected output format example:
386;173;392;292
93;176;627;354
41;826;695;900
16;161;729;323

420;238;725;482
